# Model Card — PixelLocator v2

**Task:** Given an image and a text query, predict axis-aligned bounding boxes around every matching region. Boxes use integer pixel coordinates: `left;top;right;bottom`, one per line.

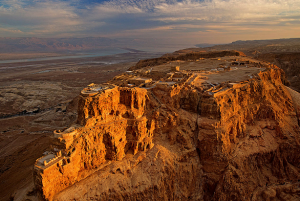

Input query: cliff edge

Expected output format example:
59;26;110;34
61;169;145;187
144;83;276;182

33;51;300;201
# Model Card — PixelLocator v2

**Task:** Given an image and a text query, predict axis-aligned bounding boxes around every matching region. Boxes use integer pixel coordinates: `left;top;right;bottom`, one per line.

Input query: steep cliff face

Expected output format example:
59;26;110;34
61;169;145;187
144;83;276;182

34;53;300;201
199;67;300;200
257;52;300;92
215;68;295;153
34;85;156;200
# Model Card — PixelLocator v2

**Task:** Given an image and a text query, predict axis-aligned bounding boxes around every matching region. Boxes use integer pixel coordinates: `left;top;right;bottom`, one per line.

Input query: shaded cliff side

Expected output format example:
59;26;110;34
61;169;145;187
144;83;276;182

33;52;300;201
256;52;300;92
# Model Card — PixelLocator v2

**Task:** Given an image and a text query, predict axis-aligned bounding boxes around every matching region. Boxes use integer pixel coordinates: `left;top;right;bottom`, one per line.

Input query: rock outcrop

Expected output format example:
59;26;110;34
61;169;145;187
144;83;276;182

257;52;300;92
34;84;156;200
34;52;300;201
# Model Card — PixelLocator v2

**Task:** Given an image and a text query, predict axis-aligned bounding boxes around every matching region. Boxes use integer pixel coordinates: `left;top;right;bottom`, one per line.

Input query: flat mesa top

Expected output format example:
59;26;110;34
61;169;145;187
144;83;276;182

105;55;269;90
148;56;266;72
192;67;265;86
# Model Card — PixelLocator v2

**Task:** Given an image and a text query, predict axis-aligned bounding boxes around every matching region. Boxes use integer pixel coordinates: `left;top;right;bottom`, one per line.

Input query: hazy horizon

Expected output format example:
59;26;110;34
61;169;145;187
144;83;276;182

0;0;299;47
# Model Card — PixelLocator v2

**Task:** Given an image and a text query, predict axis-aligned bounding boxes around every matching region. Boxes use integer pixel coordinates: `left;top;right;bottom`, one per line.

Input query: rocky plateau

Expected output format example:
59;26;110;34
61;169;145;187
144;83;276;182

31;50;300;201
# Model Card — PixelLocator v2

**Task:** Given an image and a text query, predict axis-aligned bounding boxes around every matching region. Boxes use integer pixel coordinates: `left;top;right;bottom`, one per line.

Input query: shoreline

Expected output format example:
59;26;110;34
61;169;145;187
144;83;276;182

0;48;130;64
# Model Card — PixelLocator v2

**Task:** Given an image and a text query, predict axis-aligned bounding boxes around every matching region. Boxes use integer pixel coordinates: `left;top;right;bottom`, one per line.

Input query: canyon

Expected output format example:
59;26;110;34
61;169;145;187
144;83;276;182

32;50;300;200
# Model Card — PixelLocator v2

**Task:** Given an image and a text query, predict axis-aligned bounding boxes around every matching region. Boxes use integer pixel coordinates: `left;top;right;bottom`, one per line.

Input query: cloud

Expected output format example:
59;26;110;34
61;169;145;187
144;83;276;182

0;0;87;37
0;0;299;44
151;0;300;23
0;27;24;34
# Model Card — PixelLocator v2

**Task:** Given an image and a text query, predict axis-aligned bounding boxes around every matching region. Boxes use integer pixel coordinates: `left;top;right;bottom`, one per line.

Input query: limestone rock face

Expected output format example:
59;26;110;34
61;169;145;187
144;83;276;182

33;53;300;201
202;67;300;200
34;86;155;200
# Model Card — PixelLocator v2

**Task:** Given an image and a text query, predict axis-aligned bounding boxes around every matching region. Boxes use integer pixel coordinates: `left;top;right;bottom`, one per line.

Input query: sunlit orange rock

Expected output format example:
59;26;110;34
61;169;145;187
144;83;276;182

34;53;300;201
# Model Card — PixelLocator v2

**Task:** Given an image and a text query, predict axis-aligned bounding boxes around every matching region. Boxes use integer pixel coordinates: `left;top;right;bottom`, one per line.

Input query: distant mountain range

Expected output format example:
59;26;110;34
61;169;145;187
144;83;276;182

200;38;300;55
1;37;300;54
0;37;120;53
195;43;224;48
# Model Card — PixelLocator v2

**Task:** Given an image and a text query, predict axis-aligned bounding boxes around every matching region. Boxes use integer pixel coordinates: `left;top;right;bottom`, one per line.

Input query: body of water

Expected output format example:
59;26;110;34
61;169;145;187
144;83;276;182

0;48;129;64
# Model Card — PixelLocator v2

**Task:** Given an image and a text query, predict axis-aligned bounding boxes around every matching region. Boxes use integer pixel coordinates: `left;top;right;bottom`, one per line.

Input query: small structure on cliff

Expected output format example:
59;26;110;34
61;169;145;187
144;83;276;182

128;77;152;86
81;83;115;96
34;126;78;171
171;66;180;71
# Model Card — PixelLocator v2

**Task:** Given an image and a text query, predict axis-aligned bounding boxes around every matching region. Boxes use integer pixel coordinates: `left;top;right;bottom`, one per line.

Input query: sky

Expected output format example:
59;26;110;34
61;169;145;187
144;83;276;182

0;0;300;46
